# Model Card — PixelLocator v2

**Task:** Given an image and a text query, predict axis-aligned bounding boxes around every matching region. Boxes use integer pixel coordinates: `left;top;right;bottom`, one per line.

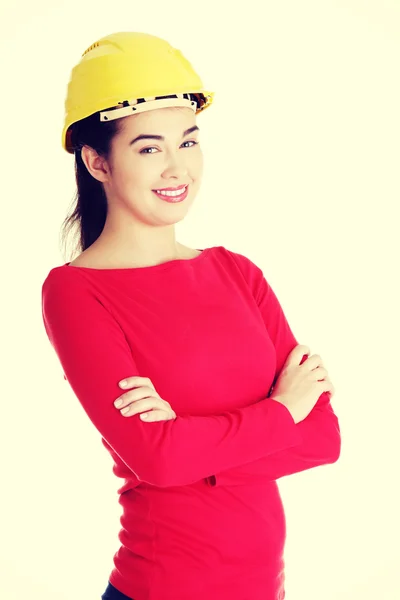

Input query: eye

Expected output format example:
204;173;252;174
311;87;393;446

140;147;158;154
139;140;199;155
182;140;199;148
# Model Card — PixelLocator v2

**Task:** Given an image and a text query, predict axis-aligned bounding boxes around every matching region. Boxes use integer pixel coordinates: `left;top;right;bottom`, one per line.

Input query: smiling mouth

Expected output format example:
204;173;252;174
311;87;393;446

153;184;188;196
152;185;189;203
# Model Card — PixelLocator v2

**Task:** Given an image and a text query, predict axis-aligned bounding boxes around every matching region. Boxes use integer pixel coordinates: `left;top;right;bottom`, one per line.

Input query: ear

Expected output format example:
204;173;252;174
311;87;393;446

81;145;111;184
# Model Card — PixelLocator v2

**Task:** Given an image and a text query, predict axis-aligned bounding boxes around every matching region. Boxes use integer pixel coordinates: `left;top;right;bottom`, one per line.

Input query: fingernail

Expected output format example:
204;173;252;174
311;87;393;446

119;380;127;388
114;399;123;407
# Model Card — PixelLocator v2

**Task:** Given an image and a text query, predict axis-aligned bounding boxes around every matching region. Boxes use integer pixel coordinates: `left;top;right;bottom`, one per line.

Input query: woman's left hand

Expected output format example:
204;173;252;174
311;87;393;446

114;376;177;422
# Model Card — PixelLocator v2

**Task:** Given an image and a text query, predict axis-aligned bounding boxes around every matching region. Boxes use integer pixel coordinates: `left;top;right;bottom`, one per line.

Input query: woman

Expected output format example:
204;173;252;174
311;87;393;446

41;31;341;600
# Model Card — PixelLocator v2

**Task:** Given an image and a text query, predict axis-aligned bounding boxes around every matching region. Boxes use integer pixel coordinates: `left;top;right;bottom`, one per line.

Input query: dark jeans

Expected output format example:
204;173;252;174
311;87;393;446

101;581;134;599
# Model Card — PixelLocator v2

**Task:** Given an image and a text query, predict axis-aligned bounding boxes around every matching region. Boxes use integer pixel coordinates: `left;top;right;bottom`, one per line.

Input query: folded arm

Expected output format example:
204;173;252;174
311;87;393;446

41;269;304;489
208;254;341;486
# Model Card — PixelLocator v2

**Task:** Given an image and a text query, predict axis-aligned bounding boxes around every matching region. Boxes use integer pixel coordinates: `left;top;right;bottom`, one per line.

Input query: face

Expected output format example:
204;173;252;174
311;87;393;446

82;106;204;229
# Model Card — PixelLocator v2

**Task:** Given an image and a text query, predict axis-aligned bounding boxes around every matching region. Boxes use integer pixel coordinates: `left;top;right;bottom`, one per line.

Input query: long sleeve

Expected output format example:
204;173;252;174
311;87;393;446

209;253;341;486
41;269;304;489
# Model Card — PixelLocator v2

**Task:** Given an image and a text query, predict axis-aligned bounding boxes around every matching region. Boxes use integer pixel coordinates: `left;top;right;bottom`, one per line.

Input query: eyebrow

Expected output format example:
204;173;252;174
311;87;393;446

129;125;200;146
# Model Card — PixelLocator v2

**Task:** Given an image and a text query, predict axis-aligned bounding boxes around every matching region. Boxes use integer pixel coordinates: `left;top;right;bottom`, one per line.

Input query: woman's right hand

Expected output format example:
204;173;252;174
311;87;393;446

271;344;335;424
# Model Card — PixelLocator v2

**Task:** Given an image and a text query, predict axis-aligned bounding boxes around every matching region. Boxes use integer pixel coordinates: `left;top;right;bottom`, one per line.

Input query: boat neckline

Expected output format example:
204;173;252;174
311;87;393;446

62;247;214;272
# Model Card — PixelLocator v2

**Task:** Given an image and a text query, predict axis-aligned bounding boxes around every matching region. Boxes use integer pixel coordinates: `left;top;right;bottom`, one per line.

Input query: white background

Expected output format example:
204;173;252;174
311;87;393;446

1;1;399;598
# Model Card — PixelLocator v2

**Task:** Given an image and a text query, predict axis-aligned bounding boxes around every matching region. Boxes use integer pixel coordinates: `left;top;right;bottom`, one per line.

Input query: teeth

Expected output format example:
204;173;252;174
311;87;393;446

155;186;186;197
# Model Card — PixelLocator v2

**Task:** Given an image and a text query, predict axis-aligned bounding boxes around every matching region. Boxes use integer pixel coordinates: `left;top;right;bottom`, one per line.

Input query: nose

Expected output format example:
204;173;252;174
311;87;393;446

161;151;189;180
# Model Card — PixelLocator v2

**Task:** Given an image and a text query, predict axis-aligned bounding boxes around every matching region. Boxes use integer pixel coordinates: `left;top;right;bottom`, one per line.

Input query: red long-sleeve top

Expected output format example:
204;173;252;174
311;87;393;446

41;245;341;600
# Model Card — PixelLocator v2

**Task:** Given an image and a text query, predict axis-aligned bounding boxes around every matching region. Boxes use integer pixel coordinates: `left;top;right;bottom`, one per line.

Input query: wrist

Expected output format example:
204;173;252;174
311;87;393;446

269;395;298;424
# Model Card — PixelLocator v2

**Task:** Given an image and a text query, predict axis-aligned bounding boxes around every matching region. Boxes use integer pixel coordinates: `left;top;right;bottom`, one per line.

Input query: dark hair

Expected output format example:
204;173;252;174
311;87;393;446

60;112;121;261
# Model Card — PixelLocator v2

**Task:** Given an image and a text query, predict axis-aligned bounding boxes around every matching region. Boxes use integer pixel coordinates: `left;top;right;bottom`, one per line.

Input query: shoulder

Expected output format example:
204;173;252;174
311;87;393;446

216;246;264;277
68;255;88;267
41;259;90;306
67;248;102;268
211;246;267;302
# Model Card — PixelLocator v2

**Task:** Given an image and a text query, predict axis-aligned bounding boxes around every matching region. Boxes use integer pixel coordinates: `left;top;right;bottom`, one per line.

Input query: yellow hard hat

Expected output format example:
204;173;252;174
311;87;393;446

62;31;214;154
